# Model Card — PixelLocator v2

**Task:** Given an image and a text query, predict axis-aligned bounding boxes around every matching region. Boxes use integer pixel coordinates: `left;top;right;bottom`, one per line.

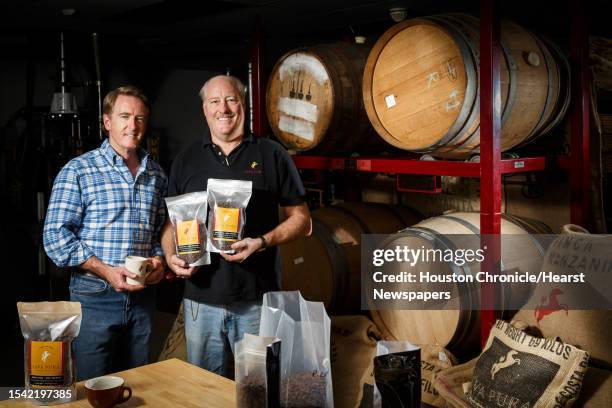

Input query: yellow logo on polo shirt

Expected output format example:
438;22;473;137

246;161;262;175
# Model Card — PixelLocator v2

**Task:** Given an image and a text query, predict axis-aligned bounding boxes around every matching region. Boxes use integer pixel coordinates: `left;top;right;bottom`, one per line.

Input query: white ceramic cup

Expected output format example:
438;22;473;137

125;256;150;285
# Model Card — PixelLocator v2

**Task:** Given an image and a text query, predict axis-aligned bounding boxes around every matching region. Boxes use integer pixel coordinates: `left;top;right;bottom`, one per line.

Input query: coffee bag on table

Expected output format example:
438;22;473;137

17;301;82;405
235;334;282;408
259;291;333;408
373;341;421;408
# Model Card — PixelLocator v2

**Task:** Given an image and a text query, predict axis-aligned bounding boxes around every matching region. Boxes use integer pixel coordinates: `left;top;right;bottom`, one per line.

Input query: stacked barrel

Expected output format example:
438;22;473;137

267;14;570;158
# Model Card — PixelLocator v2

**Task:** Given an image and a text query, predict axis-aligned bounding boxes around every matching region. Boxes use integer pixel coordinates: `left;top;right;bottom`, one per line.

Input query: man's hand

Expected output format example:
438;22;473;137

103;265;146;292
145;256;166;285
81;256;145;292
166;254;199;279
221;237;263;264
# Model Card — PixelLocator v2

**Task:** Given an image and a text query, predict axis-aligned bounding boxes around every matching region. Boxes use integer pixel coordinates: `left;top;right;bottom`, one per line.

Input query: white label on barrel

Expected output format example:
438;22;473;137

294;257;304;265
385;94;396;108
279;115;315;141
514;161;525;169
278;97;318;122
279;53;329;85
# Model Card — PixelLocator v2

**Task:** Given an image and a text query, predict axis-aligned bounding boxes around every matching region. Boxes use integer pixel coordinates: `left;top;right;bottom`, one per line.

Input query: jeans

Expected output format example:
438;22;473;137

69;272;155;380
183;298;261;378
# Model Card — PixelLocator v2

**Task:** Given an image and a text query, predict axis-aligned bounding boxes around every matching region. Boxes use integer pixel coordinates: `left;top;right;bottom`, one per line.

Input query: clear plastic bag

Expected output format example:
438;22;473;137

17;301;82;405
259;291;333;408
165;191;210;266
207;178;252;253
235;334;281;408
373;341;421;408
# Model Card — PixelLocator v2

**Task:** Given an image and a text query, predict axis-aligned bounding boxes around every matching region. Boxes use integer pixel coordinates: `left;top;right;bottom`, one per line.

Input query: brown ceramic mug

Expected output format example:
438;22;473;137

84;376;132;408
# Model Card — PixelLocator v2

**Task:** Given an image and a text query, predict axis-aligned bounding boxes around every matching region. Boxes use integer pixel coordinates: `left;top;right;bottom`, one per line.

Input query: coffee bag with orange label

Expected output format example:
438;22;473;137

17;301;82;405
165;191;210;266
207;178;252;253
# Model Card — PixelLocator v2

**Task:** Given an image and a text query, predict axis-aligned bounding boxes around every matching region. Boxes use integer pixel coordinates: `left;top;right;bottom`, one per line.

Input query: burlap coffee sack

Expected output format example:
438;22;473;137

432;357;477;408
434;360;611;408
514;225;612;369
420;345;458;407
574;366;612;407
158;303;187;362
331;315;381;408
466;320;589;408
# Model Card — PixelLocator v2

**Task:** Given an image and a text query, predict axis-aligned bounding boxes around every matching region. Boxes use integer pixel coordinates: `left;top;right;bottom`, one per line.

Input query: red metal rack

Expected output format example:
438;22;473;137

250;0;590;348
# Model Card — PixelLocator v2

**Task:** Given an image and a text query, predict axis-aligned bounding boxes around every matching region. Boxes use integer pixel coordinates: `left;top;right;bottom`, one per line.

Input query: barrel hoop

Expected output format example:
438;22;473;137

408;225;477;349
458;37;519;156
537;37;571;136
437;215;516;310
500;214;548;257
426;14;482;153
311;49;339;152
421;16;479;150
500;40;519;128
312;218;350;311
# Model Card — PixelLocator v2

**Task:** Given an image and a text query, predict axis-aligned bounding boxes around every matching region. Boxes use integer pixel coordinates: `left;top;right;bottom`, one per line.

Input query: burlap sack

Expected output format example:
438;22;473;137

467;320;589;407
574;366;612;407
432;357;477;408
514;225;612;369
330;315;380;408
434;359;612;408
158;303;187;362
420;345;457;407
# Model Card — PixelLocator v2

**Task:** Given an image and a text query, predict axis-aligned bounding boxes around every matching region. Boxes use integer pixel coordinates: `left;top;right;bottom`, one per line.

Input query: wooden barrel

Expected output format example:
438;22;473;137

362;14;570;158
267;43;376;154
368;212;551;360
280;202;422;313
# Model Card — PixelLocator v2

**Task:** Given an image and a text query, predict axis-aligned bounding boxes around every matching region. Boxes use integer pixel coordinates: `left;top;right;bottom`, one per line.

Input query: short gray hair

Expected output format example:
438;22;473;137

199;75;246;103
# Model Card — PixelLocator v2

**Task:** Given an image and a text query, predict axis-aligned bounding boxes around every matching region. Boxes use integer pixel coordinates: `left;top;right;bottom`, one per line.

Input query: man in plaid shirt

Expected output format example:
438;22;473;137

43;86;167;380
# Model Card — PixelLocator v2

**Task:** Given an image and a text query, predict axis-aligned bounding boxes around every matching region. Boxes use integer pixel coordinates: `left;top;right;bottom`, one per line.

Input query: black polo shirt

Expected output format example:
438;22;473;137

167;128;306;304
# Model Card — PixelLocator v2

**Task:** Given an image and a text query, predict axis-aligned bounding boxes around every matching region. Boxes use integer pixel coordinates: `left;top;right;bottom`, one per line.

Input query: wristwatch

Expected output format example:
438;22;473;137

258;235;268;251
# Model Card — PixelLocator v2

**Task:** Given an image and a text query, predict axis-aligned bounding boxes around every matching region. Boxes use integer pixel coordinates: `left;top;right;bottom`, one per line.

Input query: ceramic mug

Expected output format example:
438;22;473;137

84;376;131;408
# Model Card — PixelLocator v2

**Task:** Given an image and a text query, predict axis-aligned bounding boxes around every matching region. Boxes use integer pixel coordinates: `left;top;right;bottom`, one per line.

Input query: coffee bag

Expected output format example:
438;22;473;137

165;191;210;266
17;301;82;405
207;178;252;253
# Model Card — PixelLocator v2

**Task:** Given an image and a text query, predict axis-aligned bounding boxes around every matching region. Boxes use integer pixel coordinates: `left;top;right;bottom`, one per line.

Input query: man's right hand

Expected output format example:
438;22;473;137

103;265;146;292
80;256;146;292
166;255;198;279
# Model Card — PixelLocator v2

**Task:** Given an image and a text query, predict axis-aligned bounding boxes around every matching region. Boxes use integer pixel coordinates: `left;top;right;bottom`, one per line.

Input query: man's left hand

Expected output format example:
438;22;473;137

221;237;264;264
145;256;166;284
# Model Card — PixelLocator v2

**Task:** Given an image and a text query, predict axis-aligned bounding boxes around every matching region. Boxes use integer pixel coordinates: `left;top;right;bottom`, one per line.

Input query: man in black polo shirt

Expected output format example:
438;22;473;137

161;75;310;377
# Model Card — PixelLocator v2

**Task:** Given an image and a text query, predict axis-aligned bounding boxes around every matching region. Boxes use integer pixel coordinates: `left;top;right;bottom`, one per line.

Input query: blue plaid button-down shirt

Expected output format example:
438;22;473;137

43;139;167;268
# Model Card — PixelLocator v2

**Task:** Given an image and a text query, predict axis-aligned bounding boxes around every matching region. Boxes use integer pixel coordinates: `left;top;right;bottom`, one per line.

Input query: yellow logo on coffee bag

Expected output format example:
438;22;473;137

213;207;240;241
176;219;201;254
31;341;63;377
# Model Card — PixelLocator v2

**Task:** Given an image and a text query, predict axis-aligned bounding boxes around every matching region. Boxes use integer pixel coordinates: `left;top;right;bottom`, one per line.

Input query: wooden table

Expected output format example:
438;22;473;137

1;358;236;407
